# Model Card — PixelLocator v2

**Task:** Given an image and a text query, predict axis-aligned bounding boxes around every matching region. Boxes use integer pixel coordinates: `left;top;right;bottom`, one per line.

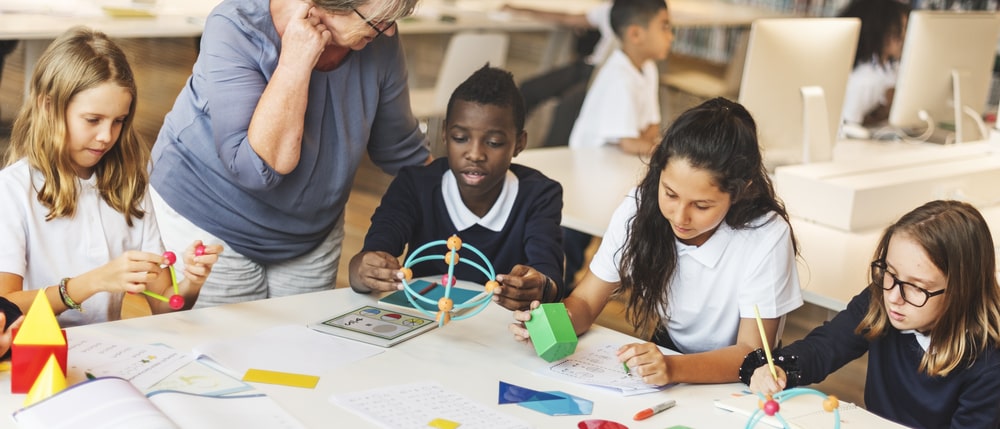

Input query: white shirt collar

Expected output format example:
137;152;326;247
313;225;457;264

901;329;931;352
674;221;734;268
441;170;518;232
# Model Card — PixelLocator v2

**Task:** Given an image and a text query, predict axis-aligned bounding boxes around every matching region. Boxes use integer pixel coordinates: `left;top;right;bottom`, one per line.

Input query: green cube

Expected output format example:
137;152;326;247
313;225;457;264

525;303;578;362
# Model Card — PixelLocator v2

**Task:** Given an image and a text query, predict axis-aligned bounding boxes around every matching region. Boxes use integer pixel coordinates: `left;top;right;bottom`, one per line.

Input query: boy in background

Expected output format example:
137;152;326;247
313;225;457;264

502;2;613;148
568;0;673;156
564;0;673;289
348;65;565;311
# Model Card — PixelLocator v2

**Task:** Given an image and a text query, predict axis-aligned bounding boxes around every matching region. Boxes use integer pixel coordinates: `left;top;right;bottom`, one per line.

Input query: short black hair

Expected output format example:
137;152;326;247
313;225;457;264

610;0;668;39
446;63;526;132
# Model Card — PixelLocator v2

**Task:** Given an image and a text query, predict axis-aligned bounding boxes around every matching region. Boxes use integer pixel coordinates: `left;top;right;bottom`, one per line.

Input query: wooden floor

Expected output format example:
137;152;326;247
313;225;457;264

0;35;867;406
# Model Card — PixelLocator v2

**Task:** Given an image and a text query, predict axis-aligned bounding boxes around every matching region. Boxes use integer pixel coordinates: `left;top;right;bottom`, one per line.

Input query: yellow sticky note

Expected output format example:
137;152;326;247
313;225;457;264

242;368;319;389
428;418;461;429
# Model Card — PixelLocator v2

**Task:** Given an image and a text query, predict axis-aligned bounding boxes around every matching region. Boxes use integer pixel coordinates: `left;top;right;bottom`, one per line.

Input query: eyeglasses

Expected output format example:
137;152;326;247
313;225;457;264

352;8;395;38
870;260;945;307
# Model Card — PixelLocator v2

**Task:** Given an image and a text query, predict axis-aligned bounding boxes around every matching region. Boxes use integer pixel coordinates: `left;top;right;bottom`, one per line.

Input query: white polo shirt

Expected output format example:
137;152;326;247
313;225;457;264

569;49;661;149
840;58;898;127
0;159;164;327
590;190;803;354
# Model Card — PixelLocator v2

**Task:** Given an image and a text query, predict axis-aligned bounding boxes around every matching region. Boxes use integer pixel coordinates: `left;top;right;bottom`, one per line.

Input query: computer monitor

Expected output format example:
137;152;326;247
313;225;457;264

888;11;1000;143
738;18;860;168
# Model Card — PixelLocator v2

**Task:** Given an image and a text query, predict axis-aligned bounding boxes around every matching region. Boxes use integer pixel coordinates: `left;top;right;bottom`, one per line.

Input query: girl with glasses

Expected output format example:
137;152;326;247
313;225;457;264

744;200;1000;428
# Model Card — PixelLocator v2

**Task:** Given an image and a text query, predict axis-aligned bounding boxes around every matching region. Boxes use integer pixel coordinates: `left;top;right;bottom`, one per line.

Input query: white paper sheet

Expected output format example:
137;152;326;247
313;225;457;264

192;324;384;378
68;336;193;390
331;381;531;429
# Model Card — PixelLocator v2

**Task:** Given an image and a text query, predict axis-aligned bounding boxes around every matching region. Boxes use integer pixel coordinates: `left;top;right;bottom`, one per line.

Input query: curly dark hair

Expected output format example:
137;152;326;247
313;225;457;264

619;97;796;337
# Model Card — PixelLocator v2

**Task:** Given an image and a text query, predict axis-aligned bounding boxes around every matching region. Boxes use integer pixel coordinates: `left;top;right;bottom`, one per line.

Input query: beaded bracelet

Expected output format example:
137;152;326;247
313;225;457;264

59;277;82;311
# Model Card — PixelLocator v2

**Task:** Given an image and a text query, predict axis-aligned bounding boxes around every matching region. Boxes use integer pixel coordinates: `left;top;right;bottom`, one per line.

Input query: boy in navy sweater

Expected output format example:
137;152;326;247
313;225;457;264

349;65;565;311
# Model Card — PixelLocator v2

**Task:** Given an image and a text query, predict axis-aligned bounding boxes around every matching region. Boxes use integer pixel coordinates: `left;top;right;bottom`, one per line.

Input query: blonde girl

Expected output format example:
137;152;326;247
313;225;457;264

0;27;221;326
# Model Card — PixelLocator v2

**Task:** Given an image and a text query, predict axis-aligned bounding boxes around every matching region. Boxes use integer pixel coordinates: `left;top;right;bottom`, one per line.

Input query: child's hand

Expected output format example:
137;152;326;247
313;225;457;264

495;265;547;311
617;342;670;386
748;364;787;396
508;300;541;343
101;250;164;294
180;241;223;287
352;251;404;293
0;314;24;357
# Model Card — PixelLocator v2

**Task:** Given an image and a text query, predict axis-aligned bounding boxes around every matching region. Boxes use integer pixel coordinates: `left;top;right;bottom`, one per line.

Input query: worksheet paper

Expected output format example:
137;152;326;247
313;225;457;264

537;343;673;396
68;336;193;390
331;381;531;429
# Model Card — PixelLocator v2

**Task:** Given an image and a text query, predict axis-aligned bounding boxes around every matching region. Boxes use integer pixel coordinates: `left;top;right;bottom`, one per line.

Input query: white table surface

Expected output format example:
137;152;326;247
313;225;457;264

515;146;648;237
1;287;754;428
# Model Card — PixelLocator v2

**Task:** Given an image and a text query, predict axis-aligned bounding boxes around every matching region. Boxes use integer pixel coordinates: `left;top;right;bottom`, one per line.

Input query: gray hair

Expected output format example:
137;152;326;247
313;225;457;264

314;0;419;22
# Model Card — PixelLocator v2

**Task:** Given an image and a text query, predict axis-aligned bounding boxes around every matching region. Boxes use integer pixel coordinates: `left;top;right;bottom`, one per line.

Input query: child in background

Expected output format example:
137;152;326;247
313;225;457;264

568;0;672;155
511;98;803;386
746;200;1000;428
839;0;911;133
502;1;613;148
349;65;565;311
562;0;673;290
0;27;222;327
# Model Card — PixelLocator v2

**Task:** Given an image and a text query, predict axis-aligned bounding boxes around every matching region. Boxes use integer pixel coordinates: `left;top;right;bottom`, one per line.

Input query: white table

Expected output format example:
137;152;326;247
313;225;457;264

514;146;648;237
1;287;754;428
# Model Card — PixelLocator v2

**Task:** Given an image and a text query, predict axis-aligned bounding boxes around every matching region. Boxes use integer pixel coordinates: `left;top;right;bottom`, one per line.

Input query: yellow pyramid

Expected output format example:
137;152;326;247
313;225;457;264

23;353;67;406
13;291;65;345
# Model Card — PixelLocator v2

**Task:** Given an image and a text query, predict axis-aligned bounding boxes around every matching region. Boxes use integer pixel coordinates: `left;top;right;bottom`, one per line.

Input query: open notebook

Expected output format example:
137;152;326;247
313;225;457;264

714;390;909;429
13;377;304;429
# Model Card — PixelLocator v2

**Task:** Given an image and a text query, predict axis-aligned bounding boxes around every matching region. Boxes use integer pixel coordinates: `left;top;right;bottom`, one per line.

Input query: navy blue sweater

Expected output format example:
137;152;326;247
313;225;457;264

779;291;1000;428
362;158;565;295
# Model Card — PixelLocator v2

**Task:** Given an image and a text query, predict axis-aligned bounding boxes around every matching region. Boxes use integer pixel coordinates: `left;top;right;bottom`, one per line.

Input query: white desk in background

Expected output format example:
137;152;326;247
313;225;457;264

514;142;1000;314
1;287;759;428
515;146;648;237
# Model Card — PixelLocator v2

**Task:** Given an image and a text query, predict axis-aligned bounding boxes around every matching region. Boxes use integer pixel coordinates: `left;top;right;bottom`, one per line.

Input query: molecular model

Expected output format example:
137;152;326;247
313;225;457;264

141;244;204;311
399;235;496;326
746;387;841;429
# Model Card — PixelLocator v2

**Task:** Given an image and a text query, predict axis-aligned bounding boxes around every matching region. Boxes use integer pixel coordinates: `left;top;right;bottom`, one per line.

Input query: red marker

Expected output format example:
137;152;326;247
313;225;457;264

632;399;676;421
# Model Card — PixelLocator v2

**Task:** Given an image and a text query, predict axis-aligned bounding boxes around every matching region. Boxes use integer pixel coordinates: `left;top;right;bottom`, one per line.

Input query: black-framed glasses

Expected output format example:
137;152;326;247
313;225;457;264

352;8;395;38
871;260;945;307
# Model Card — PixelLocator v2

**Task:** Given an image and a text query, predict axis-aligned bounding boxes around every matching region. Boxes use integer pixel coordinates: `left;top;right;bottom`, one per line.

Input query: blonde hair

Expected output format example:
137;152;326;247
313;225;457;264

857;200;1000;376
6;26;147;226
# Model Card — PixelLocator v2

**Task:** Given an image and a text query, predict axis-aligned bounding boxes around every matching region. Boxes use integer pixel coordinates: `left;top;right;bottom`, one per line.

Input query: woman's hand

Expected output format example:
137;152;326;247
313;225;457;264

617;342;670;386
748;365;787;396
495;265;549;311
508;300;542;342
279;3;333;72
349;251;404;293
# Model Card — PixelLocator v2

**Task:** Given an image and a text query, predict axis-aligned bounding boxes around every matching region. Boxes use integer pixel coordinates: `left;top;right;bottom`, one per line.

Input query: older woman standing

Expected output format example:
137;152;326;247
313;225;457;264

150;0;429;306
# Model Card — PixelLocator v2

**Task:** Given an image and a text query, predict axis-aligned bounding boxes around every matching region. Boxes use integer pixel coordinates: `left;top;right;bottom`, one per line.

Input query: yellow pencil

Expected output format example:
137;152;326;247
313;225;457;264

753;304;778;380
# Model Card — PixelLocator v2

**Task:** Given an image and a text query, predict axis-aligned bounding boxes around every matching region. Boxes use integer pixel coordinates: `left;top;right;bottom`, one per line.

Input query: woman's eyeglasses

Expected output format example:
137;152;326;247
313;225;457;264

870;260;945;307
353;8;395;38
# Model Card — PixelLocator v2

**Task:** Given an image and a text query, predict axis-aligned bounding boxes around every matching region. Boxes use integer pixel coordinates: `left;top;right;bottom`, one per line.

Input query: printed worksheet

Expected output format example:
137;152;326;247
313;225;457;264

538;343;671;396
68;336;193;390
331;381;531;429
